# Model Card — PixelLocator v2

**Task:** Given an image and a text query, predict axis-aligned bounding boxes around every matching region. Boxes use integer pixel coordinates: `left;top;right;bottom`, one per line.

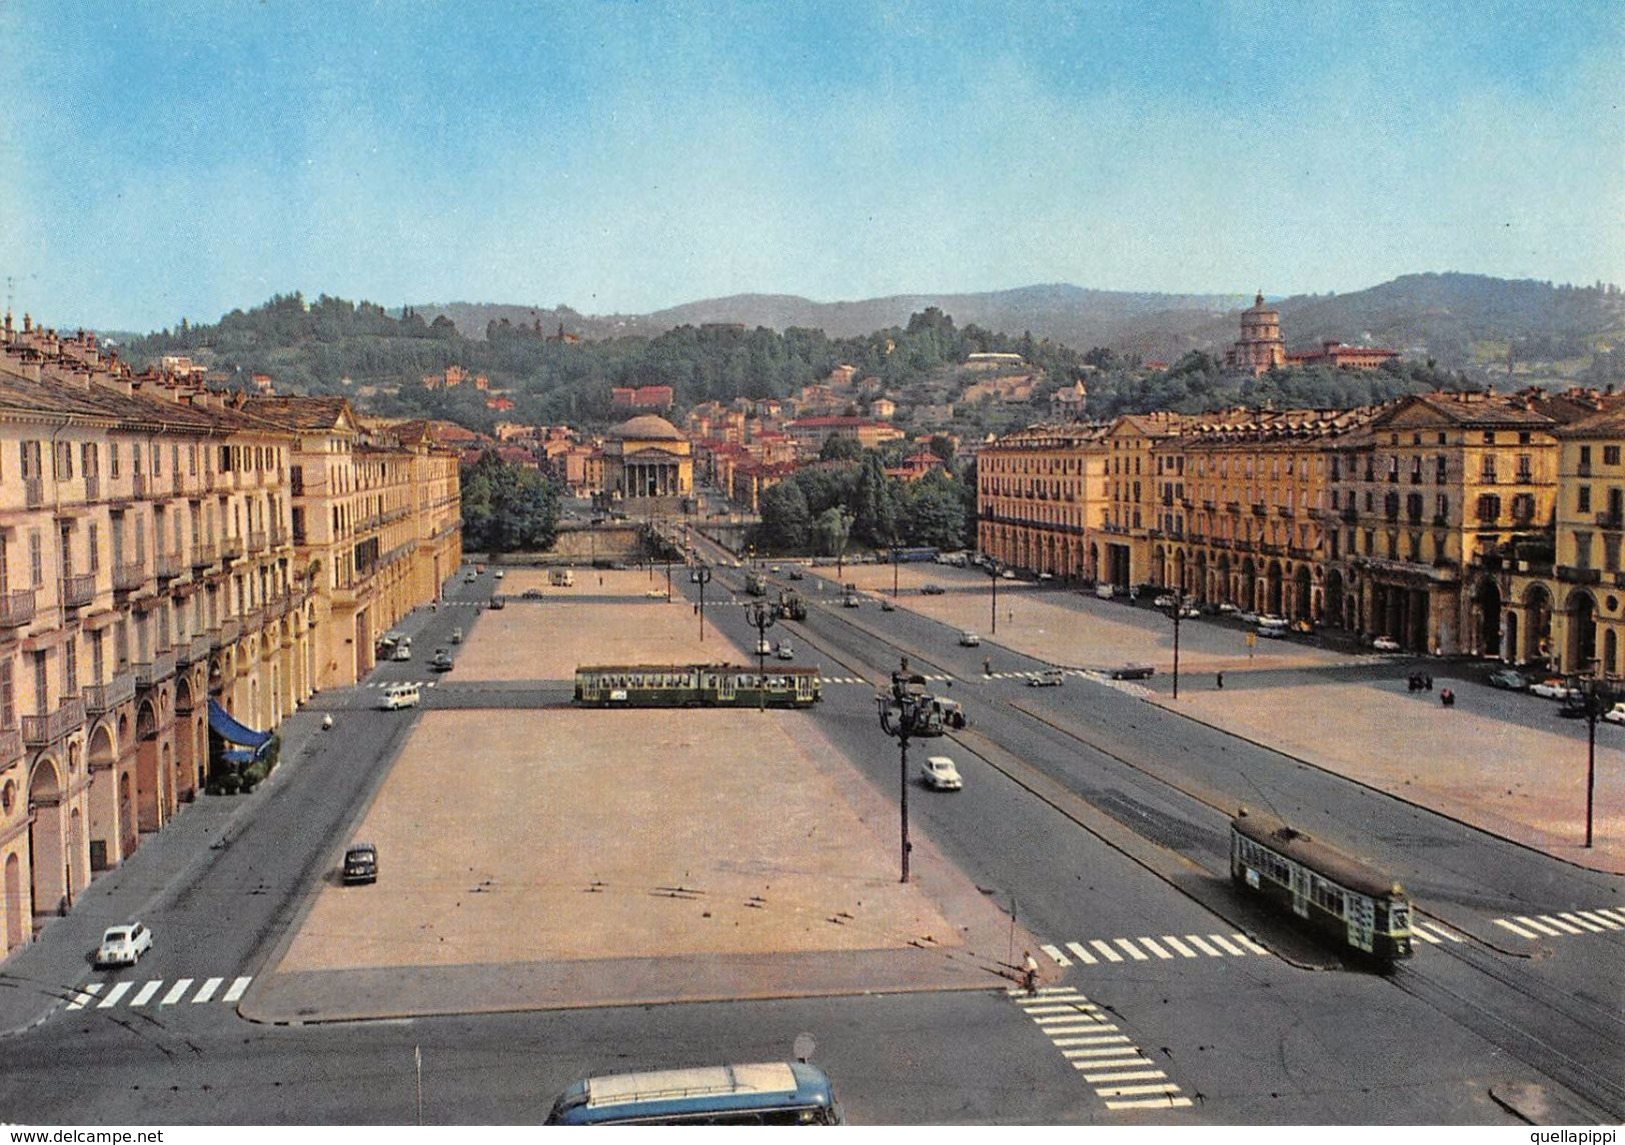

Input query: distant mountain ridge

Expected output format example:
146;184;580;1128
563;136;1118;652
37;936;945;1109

409;272;1622;370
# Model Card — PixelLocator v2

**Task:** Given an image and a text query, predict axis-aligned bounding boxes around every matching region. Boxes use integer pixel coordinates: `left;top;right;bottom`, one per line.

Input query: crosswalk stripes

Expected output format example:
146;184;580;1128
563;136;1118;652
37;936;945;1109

66;976;252;1013
361;680;440;689
1012;986;1192;1111
1408;919;1463;944
1492;907;1624;941
1041;932;1268;968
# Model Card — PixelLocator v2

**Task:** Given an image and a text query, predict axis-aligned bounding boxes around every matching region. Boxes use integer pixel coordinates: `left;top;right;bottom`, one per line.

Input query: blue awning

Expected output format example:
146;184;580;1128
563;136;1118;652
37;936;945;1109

208;699;272;749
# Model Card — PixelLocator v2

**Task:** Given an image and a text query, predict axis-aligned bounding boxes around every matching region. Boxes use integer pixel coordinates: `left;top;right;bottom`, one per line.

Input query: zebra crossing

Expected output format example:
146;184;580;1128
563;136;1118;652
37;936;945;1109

65;975;253;1012
1013;986;1192;1111
360;679;441;689
1491;907;1625;942
1040;918;1462;969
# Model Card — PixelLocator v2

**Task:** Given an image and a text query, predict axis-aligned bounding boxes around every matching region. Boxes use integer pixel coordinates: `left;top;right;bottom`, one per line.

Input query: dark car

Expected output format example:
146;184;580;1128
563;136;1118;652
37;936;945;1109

489;595;506;610
788;568;805;581
1559;694;1596;719
1487;669;1529;691
522;588;545;599
430;648;454;672
1107;664;1155;680
343;843;378;885
920;584;946;595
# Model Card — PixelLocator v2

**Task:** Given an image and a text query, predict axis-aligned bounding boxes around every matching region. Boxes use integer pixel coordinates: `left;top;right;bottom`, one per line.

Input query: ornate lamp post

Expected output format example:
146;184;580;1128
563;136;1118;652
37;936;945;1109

1167;587;1186;700
987;558;1001;636
746;600;777;713
876;658;940;883
1583;662;1602;848
695;563;712;642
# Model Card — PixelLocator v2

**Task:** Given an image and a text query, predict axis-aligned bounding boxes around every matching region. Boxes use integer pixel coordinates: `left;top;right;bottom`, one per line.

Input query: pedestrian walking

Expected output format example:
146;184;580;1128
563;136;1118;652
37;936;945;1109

1022;951;1039;996
1216;671;1224;689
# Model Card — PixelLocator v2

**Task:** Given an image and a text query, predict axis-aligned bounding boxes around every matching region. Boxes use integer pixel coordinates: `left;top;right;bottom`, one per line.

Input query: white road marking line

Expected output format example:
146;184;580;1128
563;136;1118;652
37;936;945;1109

1052;1034;1130;1047
1041;943;1071;967
160;979;193;1006
1495;918;1540;939
1137;937;1174;959
1107;1096;1193;1110
1112;938;1150;961
1233;932;1271;954
96;982;134;1009
192;977;224;1003
1410;925;1440;944
1514;916;1562;936
1082;1069;1167;1083
1096;1083;1184;1098
1035;1011;1103;1025
1418;921;1463;943
1034;986;1081;996
222;976;253;1003
1206;933;1246;956
1160;935;1198;958
1065;941;1099;965
1027;1005;1086;1016
1088;940;1123;963
1063;1046;1142;1058
1577;910;1622;930
1594;907;1625;926
1183;934;1223;957
66;984;103;1010
129;981;163;1007
1537;914;1584;935
1558;912;1606;932
1042;1024;1107;1035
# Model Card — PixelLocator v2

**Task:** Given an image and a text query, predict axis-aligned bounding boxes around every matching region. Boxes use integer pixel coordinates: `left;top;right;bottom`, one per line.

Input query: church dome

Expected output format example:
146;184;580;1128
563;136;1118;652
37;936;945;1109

611;414;684;441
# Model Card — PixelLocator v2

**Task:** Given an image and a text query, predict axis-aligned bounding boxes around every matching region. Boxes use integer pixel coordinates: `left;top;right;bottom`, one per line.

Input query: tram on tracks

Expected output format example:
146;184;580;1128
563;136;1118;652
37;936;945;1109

573;663;822;708
1230;807;1413;968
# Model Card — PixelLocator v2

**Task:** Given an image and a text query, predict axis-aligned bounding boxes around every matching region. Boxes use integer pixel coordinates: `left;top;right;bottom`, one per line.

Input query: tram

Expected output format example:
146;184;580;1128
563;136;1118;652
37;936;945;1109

573;663;822;708
1230;807;1413;968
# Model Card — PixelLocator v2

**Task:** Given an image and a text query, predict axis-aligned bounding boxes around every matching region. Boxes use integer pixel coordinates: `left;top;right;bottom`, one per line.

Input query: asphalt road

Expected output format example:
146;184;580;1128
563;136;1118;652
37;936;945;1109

0;556;1619;1125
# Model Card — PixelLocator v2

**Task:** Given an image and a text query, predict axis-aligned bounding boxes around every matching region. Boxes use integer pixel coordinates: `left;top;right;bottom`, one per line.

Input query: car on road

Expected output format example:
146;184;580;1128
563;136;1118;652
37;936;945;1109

1257;624;1288;639
1001;570;1017;580
95;922;153;968
1487;669;1529;691
464;571;478;583
1037;572;1053;582
488;595;506;610
1028;668;1065;687
1238;611;1261;625
429;648;453;672
1179;605;1200;619
494;570;505;580
1107;664;1155;680
1604;702;1625;725
775;641;795;660
958;630;981;646
920;584;946;595
1153;593;1176;608
644;588;665;598
1530;677;1578;700
1371;635;1401;652
880;598;896;611
1258;614;1289;629
1559;694;1594;718
378;683;422;710
921;755;963;791
1216;602;1239;614
522;588;544;599
788;568;804;581
343;844;378;885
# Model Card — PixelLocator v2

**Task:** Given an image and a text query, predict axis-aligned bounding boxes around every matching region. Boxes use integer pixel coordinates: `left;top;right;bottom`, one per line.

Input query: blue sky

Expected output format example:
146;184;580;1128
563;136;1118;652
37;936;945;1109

1;0;1620;332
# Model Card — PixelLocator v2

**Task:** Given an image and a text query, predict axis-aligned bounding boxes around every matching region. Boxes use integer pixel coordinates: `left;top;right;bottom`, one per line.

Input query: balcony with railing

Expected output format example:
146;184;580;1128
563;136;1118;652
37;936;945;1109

220;535;245;561
155;550;183;580
0;589;37;628
61;573;96;608
84;670;136;714
219;617;243;646
249;530;269;553
22;697;86;746
192;540;218;568
113;560;146;592
134;650;178;688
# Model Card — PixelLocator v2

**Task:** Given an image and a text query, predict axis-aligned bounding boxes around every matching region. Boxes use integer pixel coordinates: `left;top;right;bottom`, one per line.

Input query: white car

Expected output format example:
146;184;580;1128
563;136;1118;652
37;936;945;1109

1216;602;1239;614
1603;703;1625;725
1371;636;1401;652
377;683;422;710
1258;614;1289;629
958;631;981;647
1153;594;1177;608
494;570;505;580
1178;605;1200;619
775;641;795;660
756;638;773;656
95;922;153;968
1530;677;1578;700
921;756;963;791
644;588;665;598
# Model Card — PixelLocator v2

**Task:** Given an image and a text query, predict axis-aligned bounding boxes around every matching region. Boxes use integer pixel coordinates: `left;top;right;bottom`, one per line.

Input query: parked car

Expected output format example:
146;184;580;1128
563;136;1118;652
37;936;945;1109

522;588;545;599
1001;570;1017;580
776;641;795;660
494;570;505;580
1559;694;1594;718
880;598;896;612
1216;602;1239;614
95;922;153;968
1107;664;1155;680
755;638;773;656
464;571;478;583
1531;677;1578;700
921;755;963;791
958;630;981;646
1258;614;1289;629
1257;624;1288;639
1290;618;1314;633
788;569;804;581
1371;635;1401;652
1487;669;1529;691
1153;593;1176;608
1604;702;1625;725
1238;611;1261;626
378;683;422;710
1094;583;1115;600
644;588;666;598
1179;605;1201;619
920;584;946;595
1028;668;1065;687
450;627;463;644
430;648;453;672
343;843;378;885
488;595;506;610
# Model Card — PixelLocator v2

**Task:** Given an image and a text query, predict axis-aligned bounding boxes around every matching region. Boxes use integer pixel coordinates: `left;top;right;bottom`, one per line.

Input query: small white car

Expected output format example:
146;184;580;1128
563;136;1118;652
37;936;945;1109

1530;677;1578;700
1603;703;1625;725
464;571;478;583
775;641;795;660
1257;624;1288;639
1258;614;1289;629
96;922;153;968
1153;594;1177;608
378;683;421;710
921;755;963;791
1178;605;1200;619
644;588;665;598
1216;602;1239;614
1001;570;1017;580
1028;668;1065;687
958;631;981;647
756;638;773;656
494;570;505;580
1371;635;1401;652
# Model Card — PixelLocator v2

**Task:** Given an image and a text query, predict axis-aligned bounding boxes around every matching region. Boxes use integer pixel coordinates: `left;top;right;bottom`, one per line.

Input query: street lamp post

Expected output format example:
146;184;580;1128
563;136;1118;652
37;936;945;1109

746;601;777;713
1583;667;1601;848
1168;588;1185;700
876;658;939;883
695;563;712;642
988;559;1000;636
893;544;900;600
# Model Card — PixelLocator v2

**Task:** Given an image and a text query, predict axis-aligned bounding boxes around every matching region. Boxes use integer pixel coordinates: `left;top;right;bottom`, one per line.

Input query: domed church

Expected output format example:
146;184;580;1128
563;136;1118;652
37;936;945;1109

603;414;693;509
